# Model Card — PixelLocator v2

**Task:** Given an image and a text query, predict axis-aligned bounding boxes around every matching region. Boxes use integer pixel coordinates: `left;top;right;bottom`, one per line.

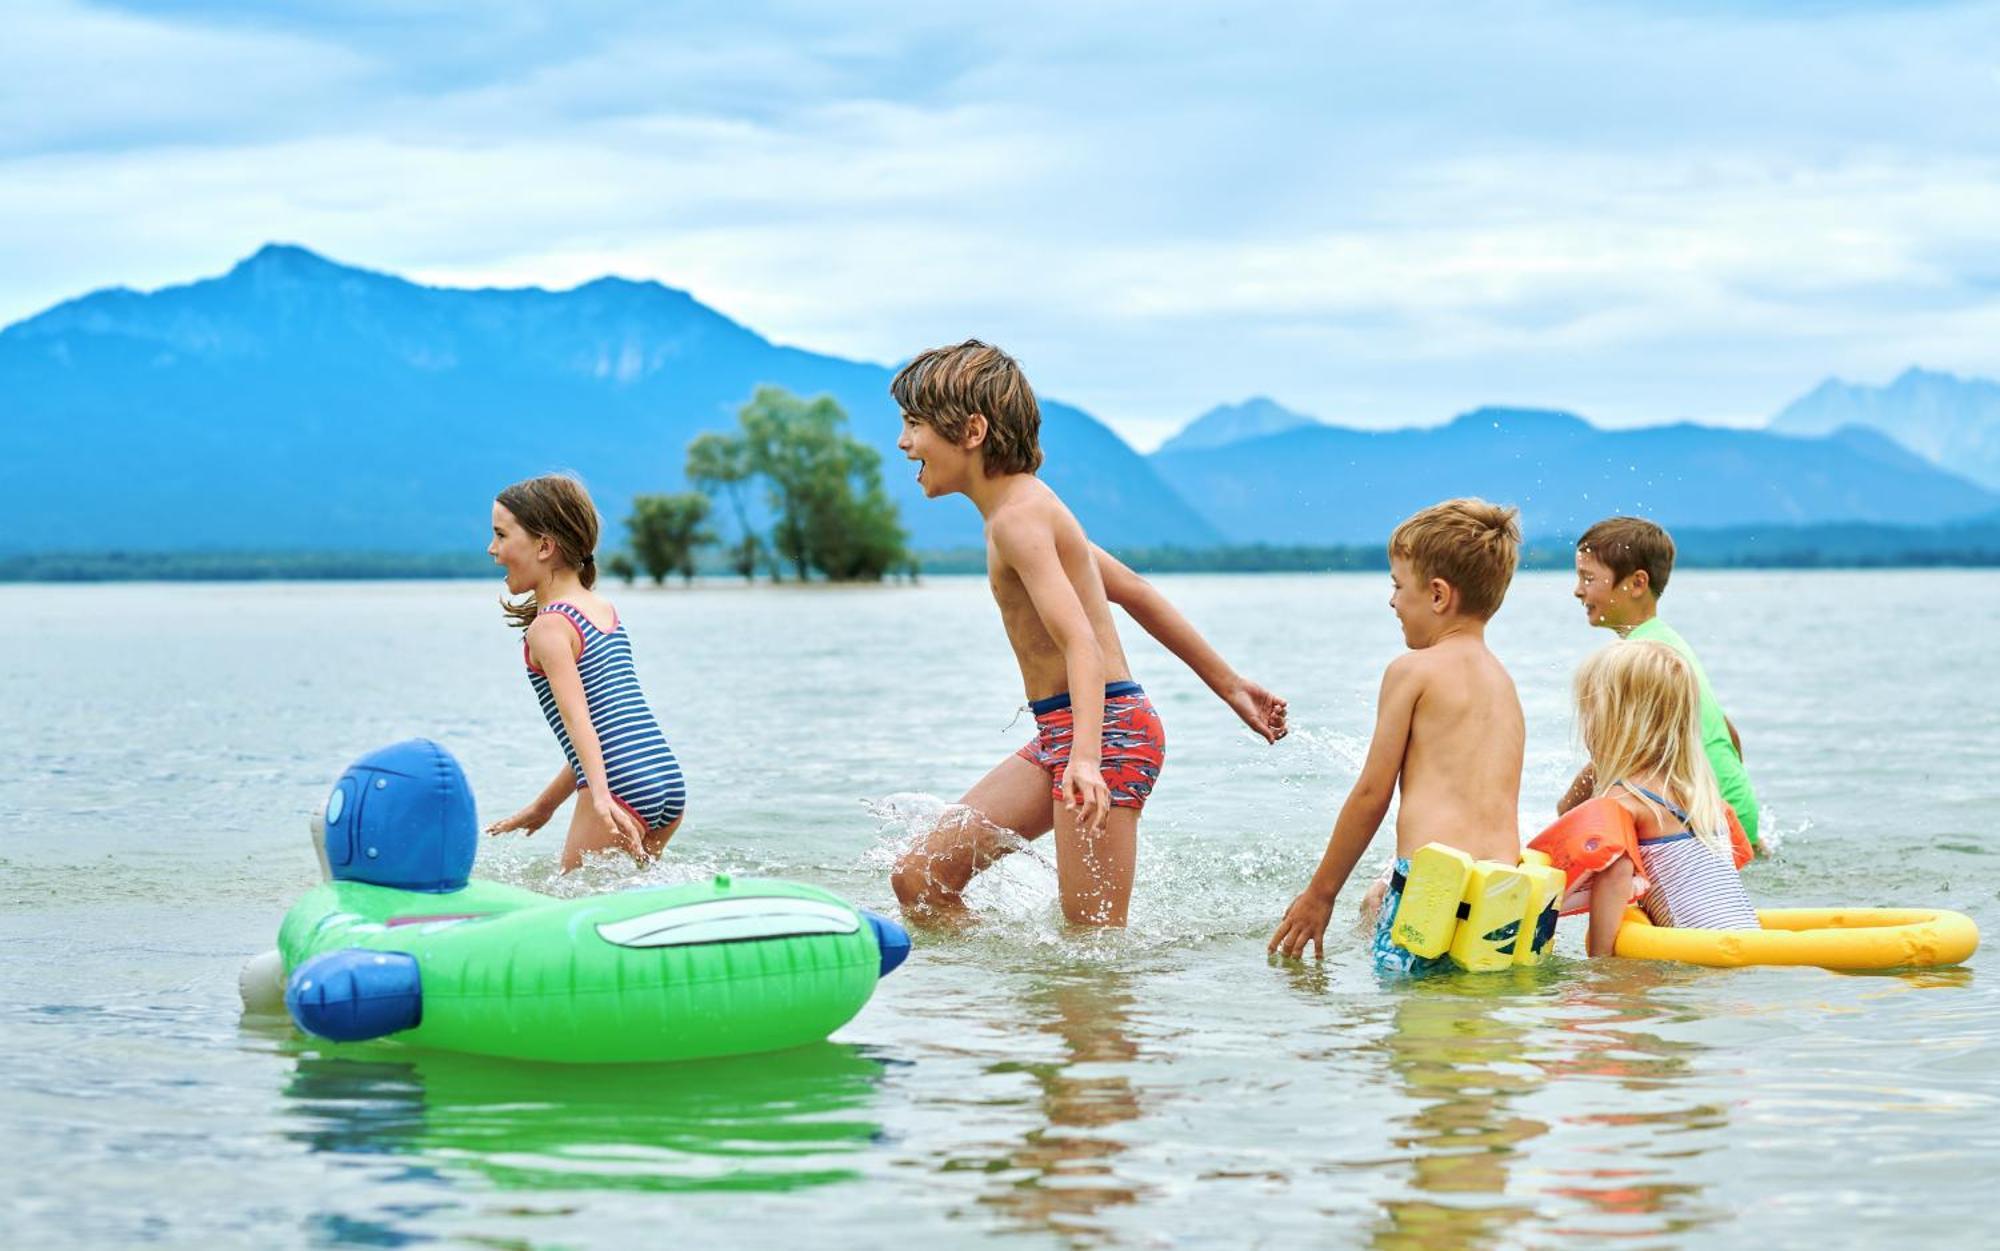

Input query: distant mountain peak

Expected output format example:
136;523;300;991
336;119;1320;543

227;242;366;282
1445;405;1596;435
1770;365;2000;488
241;241;330;266
1894;364;1959;386
1157;396;1319;454
569;273;710;313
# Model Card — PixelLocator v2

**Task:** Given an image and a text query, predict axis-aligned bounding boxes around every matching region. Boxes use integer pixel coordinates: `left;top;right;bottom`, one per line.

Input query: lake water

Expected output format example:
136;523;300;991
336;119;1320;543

3;571;1996;1249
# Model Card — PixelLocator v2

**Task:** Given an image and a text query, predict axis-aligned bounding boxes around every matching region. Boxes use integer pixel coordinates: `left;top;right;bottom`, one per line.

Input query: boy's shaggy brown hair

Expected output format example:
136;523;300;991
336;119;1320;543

1576;515;1676;597
889;340;1042;476
1389;498;1522;620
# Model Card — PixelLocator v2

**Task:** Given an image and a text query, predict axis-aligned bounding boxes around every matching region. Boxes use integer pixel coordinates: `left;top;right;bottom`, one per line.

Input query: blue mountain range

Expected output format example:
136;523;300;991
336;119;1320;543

1150;407;1997;545
0;245;1216;552
2;244;1993;555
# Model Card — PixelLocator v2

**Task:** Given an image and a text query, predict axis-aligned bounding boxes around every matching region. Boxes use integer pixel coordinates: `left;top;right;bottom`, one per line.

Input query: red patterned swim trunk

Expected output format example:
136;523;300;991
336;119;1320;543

1015;681;1167;810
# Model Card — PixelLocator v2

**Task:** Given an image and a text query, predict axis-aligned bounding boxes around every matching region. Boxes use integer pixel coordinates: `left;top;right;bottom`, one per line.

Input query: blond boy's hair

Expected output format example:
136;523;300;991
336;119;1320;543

889;340;1042;476
1574;641;1732;853
1388;498;1521;619
1577;516;1675;597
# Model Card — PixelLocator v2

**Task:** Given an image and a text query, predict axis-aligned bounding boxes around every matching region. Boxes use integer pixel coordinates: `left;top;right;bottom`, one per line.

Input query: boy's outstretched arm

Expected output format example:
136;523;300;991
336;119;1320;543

1269;660;1420;959
996;515;1110;833
1092;545;1287;743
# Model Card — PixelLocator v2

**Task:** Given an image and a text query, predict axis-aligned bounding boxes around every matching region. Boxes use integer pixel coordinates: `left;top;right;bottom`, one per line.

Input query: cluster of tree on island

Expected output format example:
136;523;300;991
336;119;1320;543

608;387;917;586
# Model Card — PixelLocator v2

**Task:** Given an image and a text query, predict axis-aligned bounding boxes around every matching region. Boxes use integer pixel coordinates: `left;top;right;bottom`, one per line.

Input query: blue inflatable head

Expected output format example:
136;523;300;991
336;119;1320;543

319;739;476;893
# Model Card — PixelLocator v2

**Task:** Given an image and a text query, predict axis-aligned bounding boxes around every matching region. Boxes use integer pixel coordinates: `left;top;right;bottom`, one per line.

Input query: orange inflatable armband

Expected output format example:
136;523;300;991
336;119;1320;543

1527;797;1641;916
1721;806;1755;870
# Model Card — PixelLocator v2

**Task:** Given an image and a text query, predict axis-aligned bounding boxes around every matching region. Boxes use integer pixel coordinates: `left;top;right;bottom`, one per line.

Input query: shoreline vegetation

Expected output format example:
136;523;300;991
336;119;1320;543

9;517;2000;583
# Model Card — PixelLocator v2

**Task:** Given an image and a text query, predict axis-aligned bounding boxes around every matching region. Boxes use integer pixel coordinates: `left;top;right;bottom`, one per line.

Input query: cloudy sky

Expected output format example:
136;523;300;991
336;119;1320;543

5;0;1998;448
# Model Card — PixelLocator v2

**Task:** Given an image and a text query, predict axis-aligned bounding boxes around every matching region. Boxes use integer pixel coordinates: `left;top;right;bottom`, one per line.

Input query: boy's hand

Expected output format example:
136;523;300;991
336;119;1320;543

1269;889;1335;960
596;797;650;860
1062;758;1111;834
486;801;555;838
1225;678;1289;744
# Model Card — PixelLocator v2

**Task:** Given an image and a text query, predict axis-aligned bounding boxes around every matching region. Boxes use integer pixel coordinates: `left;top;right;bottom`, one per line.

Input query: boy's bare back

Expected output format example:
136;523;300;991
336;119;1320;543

1268;498;1525;961
984;478;1133;701
1391;634;1523;862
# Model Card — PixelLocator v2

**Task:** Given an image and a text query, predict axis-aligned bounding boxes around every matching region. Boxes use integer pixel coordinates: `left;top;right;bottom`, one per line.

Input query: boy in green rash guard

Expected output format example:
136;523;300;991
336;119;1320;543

1557;516;1763;850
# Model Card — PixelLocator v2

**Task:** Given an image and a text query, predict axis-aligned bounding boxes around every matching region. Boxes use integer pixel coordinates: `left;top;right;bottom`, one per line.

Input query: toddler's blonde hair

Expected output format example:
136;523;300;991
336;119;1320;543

1574;640;1732;853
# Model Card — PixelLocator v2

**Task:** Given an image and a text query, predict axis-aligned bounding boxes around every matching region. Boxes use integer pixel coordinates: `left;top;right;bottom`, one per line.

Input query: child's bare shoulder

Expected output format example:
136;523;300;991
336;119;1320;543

1380;649;1437;697
1387;647;1443;679
986;484;1073;552
524;609;578;659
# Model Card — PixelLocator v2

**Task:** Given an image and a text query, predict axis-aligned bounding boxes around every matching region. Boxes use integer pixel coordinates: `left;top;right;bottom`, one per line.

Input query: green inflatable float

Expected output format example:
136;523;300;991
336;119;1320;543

241;740;909;1064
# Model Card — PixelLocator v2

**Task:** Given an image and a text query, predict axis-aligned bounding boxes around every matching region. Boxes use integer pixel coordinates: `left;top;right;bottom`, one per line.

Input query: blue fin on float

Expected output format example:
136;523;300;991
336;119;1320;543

864;910;911;978
286;949;423;1042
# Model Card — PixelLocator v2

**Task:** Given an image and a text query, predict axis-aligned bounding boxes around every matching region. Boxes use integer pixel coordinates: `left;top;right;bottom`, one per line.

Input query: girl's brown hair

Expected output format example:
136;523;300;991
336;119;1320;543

496;474;600;628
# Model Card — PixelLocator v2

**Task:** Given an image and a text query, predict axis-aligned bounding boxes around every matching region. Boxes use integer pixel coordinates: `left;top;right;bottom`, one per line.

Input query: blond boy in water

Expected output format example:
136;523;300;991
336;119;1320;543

1269;500;1525;973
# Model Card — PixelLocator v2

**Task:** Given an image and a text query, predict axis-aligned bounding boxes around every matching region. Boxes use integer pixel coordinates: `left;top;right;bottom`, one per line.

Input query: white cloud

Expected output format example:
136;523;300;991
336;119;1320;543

0;0;379;155
4;0;1999;445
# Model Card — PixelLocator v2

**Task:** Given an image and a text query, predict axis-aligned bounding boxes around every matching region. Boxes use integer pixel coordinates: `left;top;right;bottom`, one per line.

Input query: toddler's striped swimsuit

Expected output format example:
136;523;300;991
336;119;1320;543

525;601;686;829
1619;783;1758;930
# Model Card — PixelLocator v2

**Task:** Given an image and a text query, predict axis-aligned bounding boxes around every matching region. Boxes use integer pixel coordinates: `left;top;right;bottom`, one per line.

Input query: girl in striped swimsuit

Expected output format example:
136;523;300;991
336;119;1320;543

1572;640;1759;956
485;475;687;872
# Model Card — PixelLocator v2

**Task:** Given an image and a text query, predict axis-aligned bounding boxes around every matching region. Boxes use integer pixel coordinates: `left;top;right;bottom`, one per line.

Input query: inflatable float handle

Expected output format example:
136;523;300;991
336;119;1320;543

863;910;911;978
286;949;423;1042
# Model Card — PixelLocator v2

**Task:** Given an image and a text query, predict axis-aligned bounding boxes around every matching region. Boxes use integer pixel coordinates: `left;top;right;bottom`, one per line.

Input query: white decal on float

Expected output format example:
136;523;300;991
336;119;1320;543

596;898;861;948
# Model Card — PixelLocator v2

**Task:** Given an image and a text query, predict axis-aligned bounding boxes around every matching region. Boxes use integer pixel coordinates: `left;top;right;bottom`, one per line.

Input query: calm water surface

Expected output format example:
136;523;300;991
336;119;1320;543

3;572;1996;1248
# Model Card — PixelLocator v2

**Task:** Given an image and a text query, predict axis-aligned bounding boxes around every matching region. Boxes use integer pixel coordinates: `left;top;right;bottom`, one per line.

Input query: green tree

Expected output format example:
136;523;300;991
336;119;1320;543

686;432;767;582
691;387;909;582
625;493;714;586
604;552;638;585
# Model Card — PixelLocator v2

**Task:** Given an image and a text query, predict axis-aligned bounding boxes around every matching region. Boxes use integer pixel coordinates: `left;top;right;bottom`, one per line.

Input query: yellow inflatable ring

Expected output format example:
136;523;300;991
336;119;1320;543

1615;907;1979;970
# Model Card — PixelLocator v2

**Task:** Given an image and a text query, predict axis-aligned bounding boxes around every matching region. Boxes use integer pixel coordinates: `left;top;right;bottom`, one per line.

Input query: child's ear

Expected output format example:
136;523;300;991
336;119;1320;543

1626;570;1650;597
1429;577;1453;613
962;412;989;450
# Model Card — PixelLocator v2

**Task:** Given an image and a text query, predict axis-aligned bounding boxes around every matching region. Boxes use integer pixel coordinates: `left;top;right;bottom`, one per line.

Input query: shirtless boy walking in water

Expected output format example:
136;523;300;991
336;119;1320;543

887;341;1288;928
1269;499;1525;972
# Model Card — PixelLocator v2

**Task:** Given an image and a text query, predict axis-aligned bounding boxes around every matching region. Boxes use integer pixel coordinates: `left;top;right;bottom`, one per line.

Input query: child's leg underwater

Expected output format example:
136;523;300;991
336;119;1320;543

892;754;1056;924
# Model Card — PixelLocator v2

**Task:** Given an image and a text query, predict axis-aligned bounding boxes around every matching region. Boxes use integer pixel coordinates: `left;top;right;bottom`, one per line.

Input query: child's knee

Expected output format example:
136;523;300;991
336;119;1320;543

890;852;935;907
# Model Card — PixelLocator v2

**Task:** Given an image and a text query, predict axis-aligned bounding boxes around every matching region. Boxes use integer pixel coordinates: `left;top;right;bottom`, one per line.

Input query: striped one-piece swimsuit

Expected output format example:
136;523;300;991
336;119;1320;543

1620;783;1758;931
525;601;686;829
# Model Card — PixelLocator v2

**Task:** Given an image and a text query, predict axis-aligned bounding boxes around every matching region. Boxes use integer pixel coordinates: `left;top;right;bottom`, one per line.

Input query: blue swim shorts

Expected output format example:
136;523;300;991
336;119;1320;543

1371;857;1455;979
